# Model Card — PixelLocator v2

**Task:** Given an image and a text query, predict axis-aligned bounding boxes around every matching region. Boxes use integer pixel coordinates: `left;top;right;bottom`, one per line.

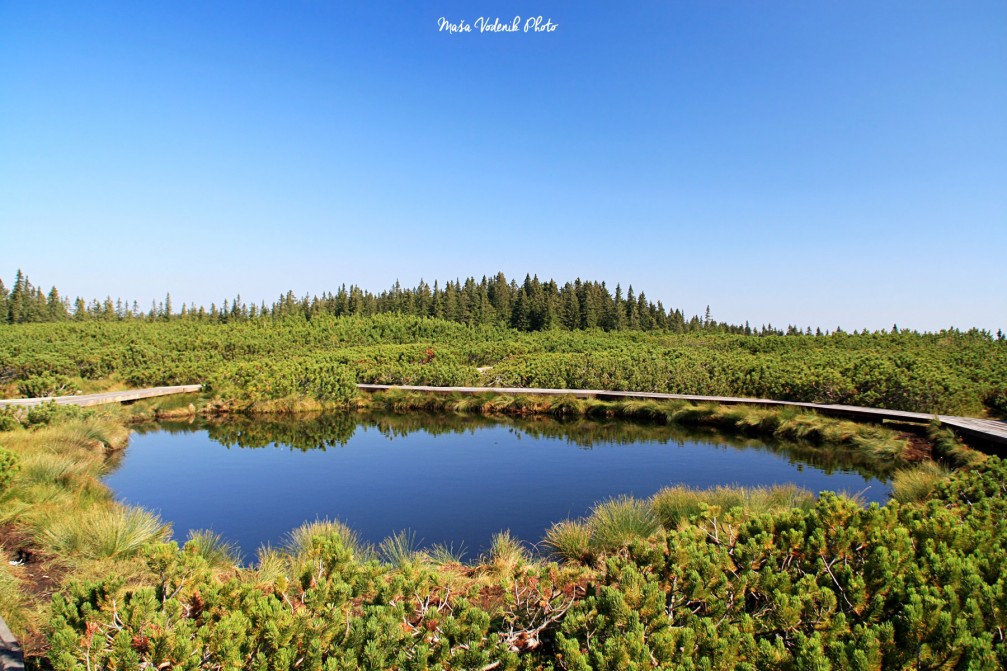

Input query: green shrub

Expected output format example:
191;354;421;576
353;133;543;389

24;401;85;428
984;386;1007;416
0;408;21;432
0;446;18;493
16;373;79;399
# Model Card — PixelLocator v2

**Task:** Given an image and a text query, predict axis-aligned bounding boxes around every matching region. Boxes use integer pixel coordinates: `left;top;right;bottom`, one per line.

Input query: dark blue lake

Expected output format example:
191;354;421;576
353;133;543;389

104;413;892;561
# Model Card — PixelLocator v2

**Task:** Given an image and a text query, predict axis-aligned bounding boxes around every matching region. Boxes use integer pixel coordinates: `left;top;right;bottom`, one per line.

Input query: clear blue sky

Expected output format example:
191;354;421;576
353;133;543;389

1;1;1004;331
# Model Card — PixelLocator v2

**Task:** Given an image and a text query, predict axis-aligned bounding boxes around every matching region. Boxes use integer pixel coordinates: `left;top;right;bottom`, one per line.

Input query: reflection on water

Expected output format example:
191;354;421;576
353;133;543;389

114;411;893;560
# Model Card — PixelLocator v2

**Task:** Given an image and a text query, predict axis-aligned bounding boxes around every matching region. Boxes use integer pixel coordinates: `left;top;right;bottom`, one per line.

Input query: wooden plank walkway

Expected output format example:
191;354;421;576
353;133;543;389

0;614;23;671
1;382;1003;447
0;385;202;409
357;384;1007;448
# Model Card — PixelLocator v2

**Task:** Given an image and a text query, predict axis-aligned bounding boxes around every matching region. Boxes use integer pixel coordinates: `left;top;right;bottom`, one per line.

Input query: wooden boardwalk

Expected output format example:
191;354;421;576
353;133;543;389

0;613;23;671
0;385;202;409
357;384;1007;448
1;382;1003;447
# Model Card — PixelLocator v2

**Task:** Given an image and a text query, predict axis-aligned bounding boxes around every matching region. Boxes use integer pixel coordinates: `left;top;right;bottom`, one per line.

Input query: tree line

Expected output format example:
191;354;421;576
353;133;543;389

4;269;1004;339
0;269;719;333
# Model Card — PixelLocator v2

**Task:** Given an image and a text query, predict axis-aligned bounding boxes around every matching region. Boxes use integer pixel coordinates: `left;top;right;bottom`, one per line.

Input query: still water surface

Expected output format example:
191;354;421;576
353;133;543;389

104;413;892;560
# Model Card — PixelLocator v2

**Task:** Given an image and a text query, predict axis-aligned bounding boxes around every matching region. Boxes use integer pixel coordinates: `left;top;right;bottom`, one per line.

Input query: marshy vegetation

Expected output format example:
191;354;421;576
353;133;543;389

1;275;1005;668
544;485;817;565
364;390;916;469
14;413;1004;670
1;391;1000;668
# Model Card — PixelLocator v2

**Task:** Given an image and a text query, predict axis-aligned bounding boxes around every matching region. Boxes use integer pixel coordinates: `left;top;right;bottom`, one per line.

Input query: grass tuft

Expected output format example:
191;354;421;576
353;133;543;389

42;506;170;560
184;529;243;568
379;529;421;568
928;422;984;468
651;486;706;530
549;395;588;417
423;542;467;566
485;531;529;578
653;484;815;530
543;520;594;564
589;495;661;553
891;461;948;503
18;452;91;488
285;518;371;561
253;546;290;588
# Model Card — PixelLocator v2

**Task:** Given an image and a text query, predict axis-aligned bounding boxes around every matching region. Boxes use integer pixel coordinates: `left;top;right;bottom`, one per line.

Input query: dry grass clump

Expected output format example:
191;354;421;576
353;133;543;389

543;520;594;564
484;531;530;579
41;505;170;561
422;542;468;566
589;495;662;553
652;484;815;530
891;461;948;503
547;484;816;564
379;529;421;568
184;529;243;568
284;518;373;562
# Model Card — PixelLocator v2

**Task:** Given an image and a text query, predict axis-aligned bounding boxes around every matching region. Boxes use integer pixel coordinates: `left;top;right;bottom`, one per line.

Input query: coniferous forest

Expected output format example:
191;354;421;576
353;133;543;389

0;268;925;336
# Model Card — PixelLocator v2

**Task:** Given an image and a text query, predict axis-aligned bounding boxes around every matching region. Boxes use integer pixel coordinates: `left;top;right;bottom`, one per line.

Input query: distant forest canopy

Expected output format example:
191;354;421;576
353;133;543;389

1;269;1003;338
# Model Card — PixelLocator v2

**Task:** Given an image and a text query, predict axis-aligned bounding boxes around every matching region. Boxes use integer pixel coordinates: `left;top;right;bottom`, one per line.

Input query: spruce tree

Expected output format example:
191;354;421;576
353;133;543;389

47;287;68;321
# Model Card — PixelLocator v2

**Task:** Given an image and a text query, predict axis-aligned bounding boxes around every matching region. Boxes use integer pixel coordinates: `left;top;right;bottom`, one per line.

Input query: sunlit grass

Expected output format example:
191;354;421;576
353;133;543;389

650;486;706;530
253;546;290;589
17;451;94;488
543;520;594;564
423;542;468;566
380;529;421;568
184;529;243;568
891;461;948;503
0;558;29;638
589;496;661;554
484;531;529;578
928;422;985;468
548;395;588;417
41;506;170;561
285;518;373;562
652;484;815;530
613;398;666;421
